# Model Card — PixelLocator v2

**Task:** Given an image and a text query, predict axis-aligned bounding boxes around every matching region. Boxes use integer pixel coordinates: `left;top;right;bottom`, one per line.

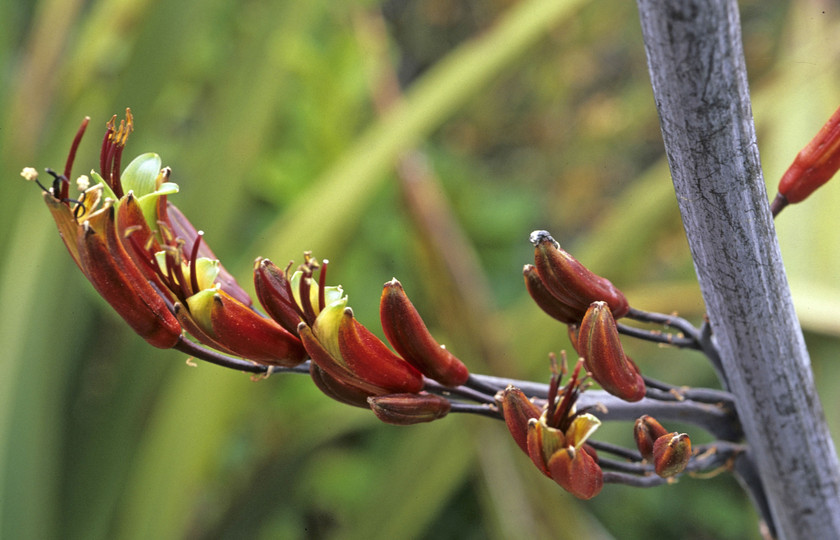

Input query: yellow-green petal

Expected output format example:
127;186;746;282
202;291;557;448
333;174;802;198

311;296;348;365
185;288;219;336
565;413;601;449
121;153;162;197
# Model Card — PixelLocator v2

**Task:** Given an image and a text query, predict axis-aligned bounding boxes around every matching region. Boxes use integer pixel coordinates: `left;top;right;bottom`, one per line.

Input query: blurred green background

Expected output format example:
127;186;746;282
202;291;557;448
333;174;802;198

1;0;838;538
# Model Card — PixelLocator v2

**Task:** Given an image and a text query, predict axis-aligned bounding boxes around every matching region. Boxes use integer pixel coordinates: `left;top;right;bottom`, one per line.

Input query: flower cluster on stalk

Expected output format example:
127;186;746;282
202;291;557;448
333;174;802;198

25;111;469;424
26;111;731;503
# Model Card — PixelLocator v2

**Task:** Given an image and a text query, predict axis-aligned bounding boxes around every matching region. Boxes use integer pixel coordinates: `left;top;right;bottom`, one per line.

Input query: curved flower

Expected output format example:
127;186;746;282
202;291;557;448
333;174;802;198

31;113;182;349
32;110;464;416
500;358;604;499
257;255;463;417
576;301;645;402
529;230;629;321
29;110;304;366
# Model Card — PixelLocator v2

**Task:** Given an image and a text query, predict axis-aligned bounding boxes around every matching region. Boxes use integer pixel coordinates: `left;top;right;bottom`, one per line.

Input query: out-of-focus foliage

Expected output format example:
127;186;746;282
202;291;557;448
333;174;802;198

1;0;838;538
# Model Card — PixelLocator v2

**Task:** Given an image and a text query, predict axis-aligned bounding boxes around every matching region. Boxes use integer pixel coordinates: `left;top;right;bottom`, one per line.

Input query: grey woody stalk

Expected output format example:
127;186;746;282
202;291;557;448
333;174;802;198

636;0;840;538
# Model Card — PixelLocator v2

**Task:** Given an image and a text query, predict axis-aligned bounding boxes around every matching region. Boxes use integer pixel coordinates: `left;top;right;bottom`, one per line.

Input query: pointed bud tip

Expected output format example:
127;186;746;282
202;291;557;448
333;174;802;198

529;230;558;248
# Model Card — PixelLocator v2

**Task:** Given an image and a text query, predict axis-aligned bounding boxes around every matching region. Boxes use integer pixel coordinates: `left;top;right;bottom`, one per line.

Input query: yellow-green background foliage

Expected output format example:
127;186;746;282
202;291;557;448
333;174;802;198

2;0;838;538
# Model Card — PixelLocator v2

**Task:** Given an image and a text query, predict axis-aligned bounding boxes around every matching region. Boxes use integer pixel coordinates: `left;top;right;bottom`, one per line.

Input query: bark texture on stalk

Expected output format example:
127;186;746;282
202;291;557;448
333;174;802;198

636;1;840;538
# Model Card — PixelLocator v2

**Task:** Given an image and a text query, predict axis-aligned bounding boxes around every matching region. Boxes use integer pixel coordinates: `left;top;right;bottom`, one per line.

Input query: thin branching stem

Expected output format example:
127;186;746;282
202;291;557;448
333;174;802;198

424;379;497;404
625;306;701;343
617;322;699;349
449;402;500;419
588;440;643;462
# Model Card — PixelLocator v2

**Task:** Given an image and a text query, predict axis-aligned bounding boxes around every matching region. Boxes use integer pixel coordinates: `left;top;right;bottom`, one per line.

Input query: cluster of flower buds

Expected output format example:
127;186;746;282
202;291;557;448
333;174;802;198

265;257;469;421
772;104;840;215
27;111;470;426
499;358;603;499
524;230;645;401
26;111;307;366
525;230;629;323
633;415;692;478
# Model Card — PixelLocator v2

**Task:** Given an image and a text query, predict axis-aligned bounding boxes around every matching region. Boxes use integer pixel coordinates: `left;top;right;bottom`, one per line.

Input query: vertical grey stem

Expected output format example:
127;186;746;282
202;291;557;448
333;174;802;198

636;1;840;539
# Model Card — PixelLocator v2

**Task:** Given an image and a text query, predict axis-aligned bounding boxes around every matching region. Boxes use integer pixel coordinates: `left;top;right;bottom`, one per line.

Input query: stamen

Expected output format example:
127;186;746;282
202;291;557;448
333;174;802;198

25;167;52;194
157;220;175;244
189;232;204;295
20;167;38;182
546;352;560;421
282;261;308;322
76;175;90;191
318;259;329;311
553;357;585;429
44;168;69;201
72;191;88;220
171;239;191;301
111;116;132;193
100;115;116;180
299;268;317;325
63;117;90;200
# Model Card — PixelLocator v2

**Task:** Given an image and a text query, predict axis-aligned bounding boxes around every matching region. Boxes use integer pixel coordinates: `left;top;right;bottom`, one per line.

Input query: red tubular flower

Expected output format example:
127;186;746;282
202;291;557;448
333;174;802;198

379;279;469;387
773;105;840;214
545;445;603;500
577;301;646;402
530;230;629;320
301;301;424;393
367;393;451;425
186;288;306;367
499;386;543;455
338;308;425;393
254;258;307;336
32;113;181;349
260;256;461;417
504;359;604;499
523;264;584;324
30;110;306;366
309;363;374;407
76;205;181;348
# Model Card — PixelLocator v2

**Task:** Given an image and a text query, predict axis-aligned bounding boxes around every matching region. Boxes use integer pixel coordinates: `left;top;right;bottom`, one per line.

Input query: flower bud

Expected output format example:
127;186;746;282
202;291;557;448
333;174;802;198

253;258;305;335
523;264;584;323
186;288;306;366
115;192;163;282
379;279;469;387
166;202;253;307
76;207;181;349
530;230;629;319
367;393;451;425
300;298;425;397
653;432;692;478
338;308;424;394
310;363;372;408
526;417;565;478
299;322;386;396
633;415;669;461
547;445;604;500
577;302;645;401
775;105;840;212
499;386;543;455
